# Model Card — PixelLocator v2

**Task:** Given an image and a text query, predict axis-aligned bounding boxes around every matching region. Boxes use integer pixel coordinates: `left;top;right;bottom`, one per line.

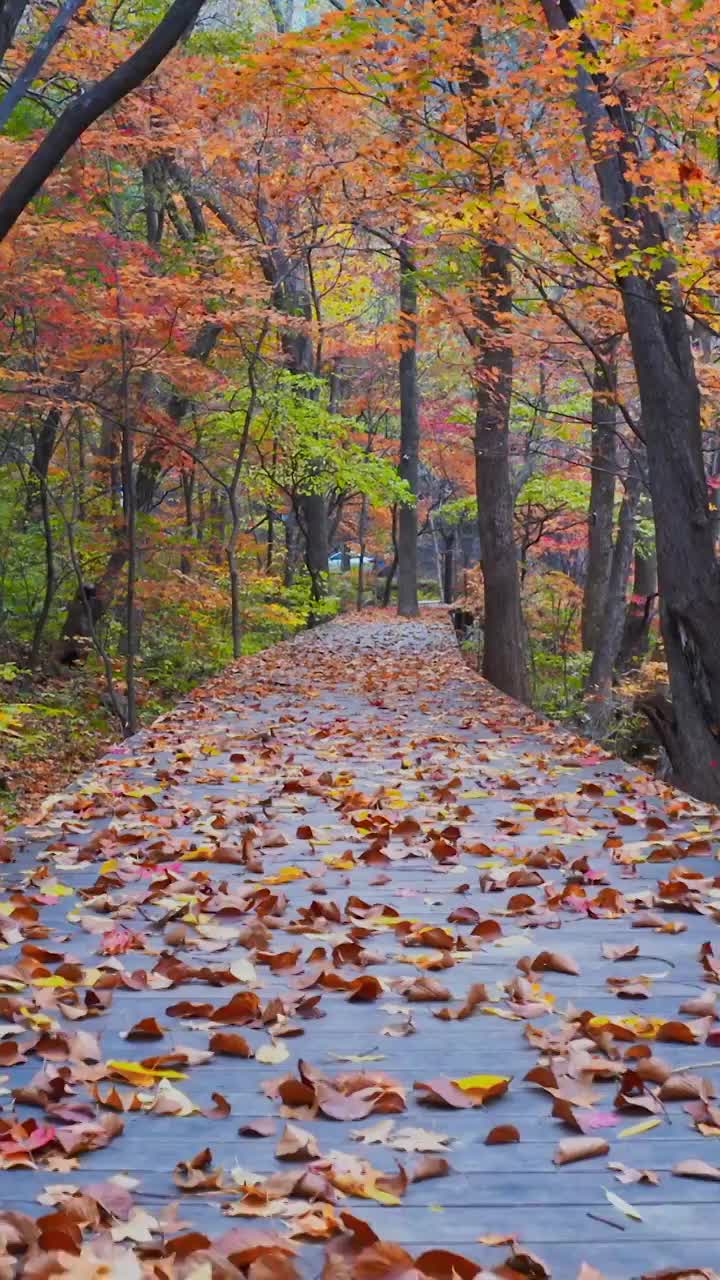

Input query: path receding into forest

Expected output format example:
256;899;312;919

1;613;719;1278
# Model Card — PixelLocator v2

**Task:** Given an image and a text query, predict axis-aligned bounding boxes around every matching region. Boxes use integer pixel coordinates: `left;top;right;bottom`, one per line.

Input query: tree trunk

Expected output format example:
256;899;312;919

442;529;455;604
618;499;658;673
119;364;138;736
584;471;641;736
397;244;420;617
472;245;530;703
298;491;329;614
25;408;59;520
461;25;529;703
29;457;56;668
582;352;618;651
0;0;30;62
381;508;399;606
540;0;720;800
180;468;194;575
227;543;242;659
273;261;329;605
357;494;368;611
0;0;86;132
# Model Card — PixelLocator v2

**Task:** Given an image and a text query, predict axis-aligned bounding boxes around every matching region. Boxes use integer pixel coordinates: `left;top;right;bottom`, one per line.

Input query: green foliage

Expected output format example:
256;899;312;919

218;372;411;508
436;496;476;527
531;650;592;721
517;471;590;512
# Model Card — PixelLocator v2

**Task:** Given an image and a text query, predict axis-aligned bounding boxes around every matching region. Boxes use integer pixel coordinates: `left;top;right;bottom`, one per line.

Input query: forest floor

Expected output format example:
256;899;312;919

0;611;719;1278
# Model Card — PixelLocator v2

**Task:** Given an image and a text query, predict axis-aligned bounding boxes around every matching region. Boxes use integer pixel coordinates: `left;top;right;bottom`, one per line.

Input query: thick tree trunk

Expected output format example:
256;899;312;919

628;311;720;797
0;0;30;62
298;491;329;613
582;353;617;651
397;244;419;618
584;472;641;736
461;25;529;704
540;0;720;800
277;268;329;607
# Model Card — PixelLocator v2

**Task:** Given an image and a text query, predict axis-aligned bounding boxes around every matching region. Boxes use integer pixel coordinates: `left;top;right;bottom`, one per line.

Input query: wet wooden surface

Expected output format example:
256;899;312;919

3;614;720;1277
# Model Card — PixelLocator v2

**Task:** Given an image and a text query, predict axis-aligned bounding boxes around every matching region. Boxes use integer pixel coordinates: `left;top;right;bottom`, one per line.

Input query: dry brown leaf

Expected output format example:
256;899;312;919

553;1137;609;1165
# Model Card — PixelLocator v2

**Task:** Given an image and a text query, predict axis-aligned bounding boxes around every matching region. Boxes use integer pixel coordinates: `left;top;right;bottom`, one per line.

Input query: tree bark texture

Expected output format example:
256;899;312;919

582;352;618;651
461;25;530;704
540;0;720;800
584;471;641;736
397;244;420;617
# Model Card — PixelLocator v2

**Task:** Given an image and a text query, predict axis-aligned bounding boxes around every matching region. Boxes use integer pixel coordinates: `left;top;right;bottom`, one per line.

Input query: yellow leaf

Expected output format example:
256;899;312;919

106;1061;187;1079
20;1006;52;1028
452;1074;511;1091
45;884;74;898
180;846;214;861
361;1186;401;1206
481;1006;522;1021
100;859;119;874
33;976;72;989
619;1118;662;1139
263;867;307;884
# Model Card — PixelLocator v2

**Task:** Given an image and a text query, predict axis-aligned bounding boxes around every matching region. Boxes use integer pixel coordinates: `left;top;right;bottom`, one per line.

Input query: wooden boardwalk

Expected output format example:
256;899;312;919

2;614;720;1277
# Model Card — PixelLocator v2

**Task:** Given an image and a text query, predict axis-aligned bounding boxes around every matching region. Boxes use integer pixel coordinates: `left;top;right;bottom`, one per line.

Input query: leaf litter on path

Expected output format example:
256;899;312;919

0;613;716;1276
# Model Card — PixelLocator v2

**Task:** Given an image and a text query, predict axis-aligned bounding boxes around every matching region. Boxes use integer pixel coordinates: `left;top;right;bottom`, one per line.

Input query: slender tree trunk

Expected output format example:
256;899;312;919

30;463;56;669
357;493;368;611
584;470;641;736
397;243;420;617
582;351;618;651
227;521;242;661
0;0;86;131
442;529;455;604
119;365;138;736
540;0;720;800
180;468;194;575
461;25;529;703
618;498;658;672
25;408;59;519
381;508;399;606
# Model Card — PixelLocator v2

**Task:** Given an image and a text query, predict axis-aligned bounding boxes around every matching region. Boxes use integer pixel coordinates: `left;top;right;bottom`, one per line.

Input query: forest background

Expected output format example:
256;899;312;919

1;0;719;817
